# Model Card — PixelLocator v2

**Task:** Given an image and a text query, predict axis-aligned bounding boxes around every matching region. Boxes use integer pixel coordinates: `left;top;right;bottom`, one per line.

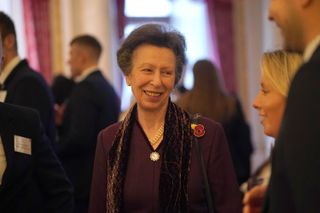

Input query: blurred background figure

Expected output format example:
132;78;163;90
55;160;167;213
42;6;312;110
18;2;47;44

56;35;120;213
0;11;56;146
0;31;74;213
51;75;75;128
176;59;253;185
51;74;75;106
243;50;302;213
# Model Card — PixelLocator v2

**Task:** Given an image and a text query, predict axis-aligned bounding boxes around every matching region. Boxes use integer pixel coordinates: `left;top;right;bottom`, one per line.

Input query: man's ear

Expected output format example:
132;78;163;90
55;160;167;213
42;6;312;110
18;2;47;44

3;34;16;49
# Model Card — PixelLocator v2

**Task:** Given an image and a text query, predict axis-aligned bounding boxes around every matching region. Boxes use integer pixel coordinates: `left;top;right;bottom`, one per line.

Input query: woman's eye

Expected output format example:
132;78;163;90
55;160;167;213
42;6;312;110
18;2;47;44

162;71;173;76
142;68;152;72
261;89;268;95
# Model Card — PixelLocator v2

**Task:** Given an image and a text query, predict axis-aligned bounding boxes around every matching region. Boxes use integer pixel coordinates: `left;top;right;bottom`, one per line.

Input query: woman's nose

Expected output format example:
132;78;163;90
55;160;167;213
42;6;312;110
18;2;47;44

151;71;162;86
252;94;261;110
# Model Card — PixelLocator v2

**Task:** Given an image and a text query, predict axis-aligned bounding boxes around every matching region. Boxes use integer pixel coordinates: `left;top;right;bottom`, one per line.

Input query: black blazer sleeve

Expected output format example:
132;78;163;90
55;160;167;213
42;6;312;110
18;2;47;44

34;125;74;212
57;82;100;155
281;63;320;211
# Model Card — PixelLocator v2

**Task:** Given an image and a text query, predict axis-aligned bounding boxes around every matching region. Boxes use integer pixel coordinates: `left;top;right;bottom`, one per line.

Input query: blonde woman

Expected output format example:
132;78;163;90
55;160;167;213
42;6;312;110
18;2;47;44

243;50;302;213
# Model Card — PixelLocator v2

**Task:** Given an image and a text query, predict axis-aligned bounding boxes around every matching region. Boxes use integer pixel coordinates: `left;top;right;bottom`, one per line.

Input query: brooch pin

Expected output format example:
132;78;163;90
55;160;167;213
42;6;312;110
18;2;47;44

191;123;205;138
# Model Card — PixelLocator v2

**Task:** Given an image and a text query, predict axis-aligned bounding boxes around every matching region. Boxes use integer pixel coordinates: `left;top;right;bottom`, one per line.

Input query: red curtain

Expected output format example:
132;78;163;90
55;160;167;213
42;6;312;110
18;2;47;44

23;0;52;83
116;0;125;40
206;0;236;92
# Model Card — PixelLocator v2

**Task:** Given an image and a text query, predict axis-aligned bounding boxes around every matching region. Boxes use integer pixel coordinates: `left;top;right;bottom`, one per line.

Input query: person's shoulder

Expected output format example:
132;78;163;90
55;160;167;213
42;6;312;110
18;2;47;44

299;47;320;74
0;103;40;132
98;122;122;149
14;61;49;87
197;116;224;137
85;70;108;85
290;59;320;89
16;60;44;78
99;122;122;138
199;116;222;128
79;71;115;91
193;116;227;150
1;102;39;119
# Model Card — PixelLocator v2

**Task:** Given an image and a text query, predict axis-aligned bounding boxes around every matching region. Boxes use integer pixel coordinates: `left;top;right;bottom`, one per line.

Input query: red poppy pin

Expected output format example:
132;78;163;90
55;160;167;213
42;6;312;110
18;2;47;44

191;123;205;138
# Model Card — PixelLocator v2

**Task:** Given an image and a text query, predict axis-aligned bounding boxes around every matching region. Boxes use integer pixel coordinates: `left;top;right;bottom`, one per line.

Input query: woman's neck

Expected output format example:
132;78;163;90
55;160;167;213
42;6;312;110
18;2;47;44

137;106;167;150
138;109;165;131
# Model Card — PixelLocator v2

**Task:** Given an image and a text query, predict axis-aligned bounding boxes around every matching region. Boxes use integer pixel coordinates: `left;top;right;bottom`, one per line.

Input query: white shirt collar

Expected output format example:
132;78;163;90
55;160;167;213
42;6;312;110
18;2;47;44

74;66;98;83
0;56;21;84
303;35;320;62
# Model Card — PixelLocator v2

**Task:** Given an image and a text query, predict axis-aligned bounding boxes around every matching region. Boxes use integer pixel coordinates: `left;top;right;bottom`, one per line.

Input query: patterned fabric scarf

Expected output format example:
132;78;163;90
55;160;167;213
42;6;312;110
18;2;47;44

106;101;194;213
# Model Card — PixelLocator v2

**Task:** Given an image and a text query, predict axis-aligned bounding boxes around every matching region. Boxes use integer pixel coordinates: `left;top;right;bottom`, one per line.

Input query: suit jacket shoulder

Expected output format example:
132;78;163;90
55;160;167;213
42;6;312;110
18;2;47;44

0;102;39;134
3;60;56;144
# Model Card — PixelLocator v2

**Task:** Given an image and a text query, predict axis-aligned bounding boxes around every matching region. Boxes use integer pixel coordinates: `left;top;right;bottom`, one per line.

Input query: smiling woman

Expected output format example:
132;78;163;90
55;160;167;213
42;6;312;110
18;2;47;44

243;50;302;213
125;44;176;115
89;23;242;213
253;50;302;138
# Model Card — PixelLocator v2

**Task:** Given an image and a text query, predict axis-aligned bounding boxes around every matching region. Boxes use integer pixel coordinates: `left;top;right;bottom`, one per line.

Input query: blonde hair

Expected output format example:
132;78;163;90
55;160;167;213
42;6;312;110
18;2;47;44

261;50;303;97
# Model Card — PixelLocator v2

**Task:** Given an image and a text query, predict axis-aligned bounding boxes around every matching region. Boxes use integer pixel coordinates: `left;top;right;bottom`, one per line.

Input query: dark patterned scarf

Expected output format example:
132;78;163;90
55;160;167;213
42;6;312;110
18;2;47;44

106;101;194;213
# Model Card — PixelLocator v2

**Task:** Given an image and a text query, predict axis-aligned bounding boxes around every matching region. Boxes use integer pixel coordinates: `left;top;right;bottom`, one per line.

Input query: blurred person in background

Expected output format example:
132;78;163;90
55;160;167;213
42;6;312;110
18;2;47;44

0;11;55;146
51;74;75;128
56;35;120;213
0;31;74;213
51;74;75;106
176;59;253;185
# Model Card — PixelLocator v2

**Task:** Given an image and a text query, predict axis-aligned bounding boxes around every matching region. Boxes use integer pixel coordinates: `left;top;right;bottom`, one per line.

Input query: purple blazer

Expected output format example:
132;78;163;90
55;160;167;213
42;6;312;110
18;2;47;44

89;117;241;213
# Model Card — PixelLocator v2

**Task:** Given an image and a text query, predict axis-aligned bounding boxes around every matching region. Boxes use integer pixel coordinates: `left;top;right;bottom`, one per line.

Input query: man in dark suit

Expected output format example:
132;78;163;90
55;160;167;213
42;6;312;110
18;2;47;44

0;103;74;213
0;11;56;146
244;1;320;213
0;103;73;213
0;34;74;213
56;35;120;212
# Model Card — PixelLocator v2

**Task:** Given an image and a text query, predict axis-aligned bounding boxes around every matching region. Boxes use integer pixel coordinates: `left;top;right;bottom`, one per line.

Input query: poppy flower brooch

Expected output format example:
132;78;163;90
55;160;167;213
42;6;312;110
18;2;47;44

191;123;205;138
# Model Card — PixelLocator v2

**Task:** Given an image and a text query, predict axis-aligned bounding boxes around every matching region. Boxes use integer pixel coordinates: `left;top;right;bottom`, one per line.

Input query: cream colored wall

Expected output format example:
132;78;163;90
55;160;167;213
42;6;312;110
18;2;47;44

234;0;283;171
50;0;63;76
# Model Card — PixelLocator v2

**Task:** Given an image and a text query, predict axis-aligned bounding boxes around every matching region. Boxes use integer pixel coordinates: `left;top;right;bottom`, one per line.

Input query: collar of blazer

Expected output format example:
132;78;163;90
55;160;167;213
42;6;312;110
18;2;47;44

0;103;15;134
2;60;27;88
310;45;320;62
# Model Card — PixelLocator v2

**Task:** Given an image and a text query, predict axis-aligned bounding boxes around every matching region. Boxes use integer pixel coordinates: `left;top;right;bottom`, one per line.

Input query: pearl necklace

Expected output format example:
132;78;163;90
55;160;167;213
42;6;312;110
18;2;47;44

148;123;164;145
148;123;164;162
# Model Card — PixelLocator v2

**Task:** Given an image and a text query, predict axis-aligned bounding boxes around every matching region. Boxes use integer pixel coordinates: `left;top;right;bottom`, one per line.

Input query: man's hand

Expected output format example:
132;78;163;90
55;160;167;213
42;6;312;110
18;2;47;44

243;184;267;213
54;104;66;126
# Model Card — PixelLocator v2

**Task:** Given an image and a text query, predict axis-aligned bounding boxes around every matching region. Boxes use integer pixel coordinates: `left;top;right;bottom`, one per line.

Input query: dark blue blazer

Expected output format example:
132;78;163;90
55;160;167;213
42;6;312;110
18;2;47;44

57;70;120;203
0;102;73;213
263;46;320;212
2;60;56;146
